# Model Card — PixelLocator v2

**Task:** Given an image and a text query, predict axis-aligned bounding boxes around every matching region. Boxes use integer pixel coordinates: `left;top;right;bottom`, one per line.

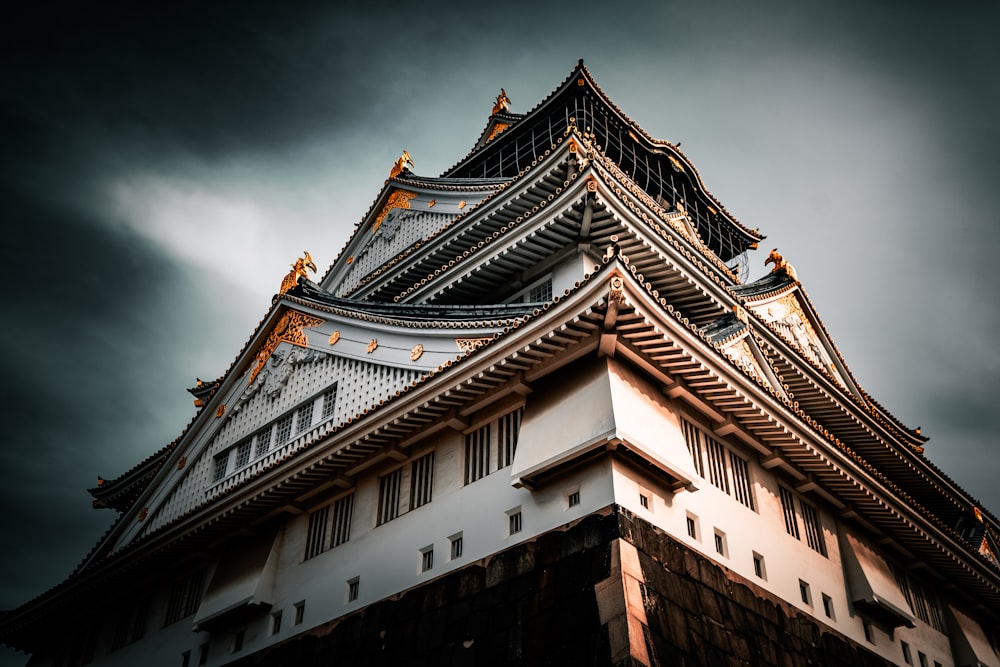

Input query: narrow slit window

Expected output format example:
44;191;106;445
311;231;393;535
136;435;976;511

377;469;402;525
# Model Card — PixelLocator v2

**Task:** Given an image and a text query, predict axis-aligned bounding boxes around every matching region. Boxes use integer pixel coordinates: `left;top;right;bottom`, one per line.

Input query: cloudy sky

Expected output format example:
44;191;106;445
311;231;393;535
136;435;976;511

2;0;998;662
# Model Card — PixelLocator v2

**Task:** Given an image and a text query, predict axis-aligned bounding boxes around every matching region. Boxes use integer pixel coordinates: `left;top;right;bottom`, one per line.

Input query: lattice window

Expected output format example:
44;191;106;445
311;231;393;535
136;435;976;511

498;409;522;469
234;440;252;469
377;469;402;525
304;505;329;560
681;418;706;477
800;500;826;556
275;414;293;446
410;452;434;509
254;428;271;458
465;423;491;484
528;279;552;302
705;435;731;494
295;402;314;434
331;493;353;548
730;452;754;510
163;570;205;626
779;487;800;539
212;452;229;482
322;384;338;419
891;563;945;632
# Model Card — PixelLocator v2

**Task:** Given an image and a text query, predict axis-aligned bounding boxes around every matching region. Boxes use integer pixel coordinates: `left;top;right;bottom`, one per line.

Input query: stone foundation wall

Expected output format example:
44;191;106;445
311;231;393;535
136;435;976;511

227;506;892;666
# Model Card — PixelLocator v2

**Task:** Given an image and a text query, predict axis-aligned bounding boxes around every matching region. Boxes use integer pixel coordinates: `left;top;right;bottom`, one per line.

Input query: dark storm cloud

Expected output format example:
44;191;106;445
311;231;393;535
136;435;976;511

2;2;1000;665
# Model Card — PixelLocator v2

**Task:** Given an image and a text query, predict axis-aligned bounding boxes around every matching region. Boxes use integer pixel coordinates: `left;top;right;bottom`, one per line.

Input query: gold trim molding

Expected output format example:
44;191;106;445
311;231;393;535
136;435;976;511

250;311;325;385
372;189;417;234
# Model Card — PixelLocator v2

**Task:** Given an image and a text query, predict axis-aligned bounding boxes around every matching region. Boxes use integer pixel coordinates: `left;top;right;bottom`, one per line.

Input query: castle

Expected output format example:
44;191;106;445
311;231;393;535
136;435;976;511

2;61;998;667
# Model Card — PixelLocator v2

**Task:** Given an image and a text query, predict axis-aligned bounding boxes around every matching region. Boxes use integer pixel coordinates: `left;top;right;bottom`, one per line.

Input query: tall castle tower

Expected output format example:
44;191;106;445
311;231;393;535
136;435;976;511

3;61;998;667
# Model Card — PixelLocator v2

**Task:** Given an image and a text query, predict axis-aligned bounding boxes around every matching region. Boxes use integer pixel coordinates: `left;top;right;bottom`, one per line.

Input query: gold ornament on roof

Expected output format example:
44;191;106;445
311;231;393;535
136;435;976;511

372;189;417;234
491;88;511;115
765;248;797;281
485;122;510;143
250;311;325;385
367;338;379;353
455;338;490;353
329;330;341;346
389;150;415;179
410;344;424;361
279;251;318;294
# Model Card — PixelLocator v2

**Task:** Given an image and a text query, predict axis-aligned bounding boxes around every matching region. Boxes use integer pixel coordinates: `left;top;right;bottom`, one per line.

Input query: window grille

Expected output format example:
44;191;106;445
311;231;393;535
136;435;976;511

450;535;464;559
800;500;826;555
234;440;252;469
681;418;705;477
753;553;765;579
304;505;329;560
705;435;730;494
275;414;293;446
686;515;698;540
322;384;338;419
271;611;282;635
421;548;434;572
822;593;835;619
254;429;271;458
331;493;354;548
347;579;359;602
377;469;402;525
293;601;305;625
465;423;491;484
508;511;522;535
528;279;552;302
295;402;314;434
568;491;580;507
164;570;205;626
891;562;945;632
779;487;800;539
730;452;754;510
410;452;434;509
212;453;228;482
497;409;522;469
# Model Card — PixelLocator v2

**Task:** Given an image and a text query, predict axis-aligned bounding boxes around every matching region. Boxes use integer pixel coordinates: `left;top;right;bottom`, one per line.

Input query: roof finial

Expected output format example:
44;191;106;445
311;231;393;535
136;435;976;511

279;251;317;294
765;248;797;281
389;150;414;179
491;88;511;115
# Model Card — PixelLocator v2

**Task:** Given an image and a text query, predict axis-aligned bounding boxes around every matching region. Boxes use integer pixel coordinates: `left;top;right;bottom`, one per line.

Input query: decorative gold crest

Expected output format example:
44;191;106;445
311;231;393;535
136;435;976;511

486;123;510;143
250;311;325;385
279;252;317;295
138;507;148;521
367;339;378;353
177;456;187;470
215;404;226;418
491;88;511;115
455;338;490;353
388;150;414;179
329;330;341;346
372;189;417;234
458;200;466;210
428;199;436;208
410;344;424;361
609;276;625;304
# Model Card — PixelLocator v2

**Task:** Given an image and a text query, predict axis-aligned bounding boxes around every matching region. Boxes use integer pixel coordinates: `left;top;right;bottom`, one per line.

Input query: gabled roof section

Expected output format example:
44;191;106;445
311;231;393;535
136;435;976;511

442;60;764;263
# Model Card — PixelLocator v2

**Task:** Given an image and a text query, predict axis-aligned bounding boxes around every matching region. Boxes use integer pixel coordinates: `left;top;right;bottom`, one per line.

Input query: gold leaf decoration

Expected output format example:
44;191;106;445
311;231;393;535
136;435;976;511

250;311;325;385
410;344;424;361
372;189;417;234
367;338;379;353
329;330;341;345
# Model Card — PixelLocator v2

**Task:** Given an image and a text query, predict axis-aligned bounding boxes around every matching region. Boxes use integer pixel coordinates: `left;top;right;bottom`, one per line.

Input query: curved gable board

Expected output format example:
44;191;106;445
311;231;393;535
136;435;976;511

511;356;700;490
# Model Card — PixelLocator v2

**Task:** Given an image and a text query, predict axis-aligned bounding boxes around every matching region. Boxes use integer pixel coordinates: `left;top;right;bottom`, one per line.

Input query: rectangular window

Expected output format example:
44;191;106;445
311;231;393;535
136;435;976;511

295;402;314;434
714;530;727;557
508;510;522;535
420;547;434;572
800;500;826;556
465;423;491;484
275;414;293;446
347;578;359;602
164;570;205;626
681;418;706;477
377;469;402;525
450;534;464;560
235;440;252;469
271;611;282;636
331;493;353;547
410;452;434;509
901;641;912;665
729;452;755;510
497;409;522;469
822;593;835;619
779;487;800;539
752;552;765;580
232;630;245;653
528;279;552;302
705;435;731;494
891;562;945;632
199;644;209;666
639;494;649;509
322;384;338;419
304;505;329;560
918;652;928;667
212;452;229;482
181;650;191;667
799;580;811;606
293;601;305;626
254;428;271;458
686;514;698;540
568;490;580;508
